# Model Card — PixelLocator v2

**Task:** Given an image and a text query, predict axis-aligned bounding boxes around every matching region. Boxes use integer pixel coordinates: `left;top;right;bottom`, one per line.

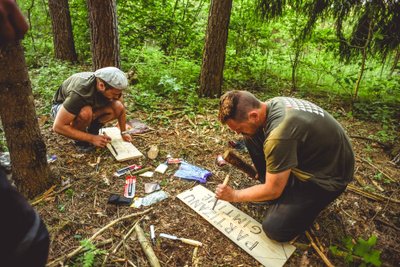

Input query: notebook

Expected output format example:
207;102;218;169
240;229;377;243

100;127;143;161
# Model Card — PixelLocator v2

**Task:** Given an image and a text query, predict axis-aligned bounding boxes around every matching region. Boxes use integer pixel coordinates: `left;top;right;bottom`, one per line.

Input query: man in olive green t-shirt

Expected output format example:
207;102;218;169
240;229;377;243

216;90;354;242
51;67;132;151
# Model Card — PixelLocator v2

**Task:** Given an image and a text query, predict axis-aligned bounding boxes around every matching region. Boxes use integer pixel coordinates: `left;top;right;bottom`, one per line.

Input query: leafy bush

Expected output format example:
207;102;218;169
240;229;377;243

29;59;82;114
330;235;382;266
77;239;106;267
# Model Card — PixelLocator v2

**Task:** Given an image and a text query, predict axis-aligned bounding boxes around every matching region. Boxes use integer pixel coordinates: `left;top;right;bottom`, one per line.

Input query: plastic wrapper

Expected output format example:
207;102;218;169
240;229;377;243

144;182;161;193
0;152;56;170
131;190;168;208
0;152;11;171
125;119;151;134
173;162;212;183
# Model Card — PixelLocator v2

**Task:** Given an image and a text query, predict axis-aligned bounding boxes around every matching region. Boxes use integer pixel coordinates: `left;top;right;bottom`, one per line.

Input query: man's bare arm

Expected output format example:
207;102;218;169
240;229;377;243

216;169;291;202
53;106;110;147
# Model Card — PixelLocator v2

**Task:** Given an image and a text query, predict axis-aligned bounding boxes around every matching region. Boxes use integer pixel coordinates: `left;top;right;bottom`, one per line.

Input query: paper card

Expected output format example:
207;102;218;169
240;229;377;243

155;163;168;174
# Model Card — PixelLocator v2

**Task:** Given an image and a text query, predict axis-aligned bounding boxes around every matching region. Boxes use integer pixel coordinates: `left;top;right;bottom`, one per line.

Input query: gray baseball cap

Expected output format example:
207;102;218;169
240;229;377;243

94;67;128;90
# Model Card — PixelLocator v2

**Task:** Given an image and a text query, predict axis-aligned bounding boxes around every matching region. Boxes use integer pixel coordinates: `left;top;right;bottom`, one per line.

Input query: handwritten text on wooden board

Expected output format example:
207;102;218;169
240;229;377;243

177;185;296;267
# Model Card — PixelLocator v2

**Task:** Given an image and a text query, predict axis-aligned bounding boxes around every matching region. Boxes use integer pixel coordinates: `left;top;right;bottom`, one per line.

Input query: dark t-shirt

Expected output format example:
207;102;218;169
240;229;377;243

52;72;111;115
262;97;354;191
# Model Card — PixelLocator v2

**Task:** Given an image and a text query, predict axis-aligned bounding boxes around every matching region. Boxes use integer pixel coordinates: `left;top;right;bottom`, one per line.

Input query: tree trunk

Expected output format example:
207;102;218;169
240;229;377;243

198;0;233;98
353;47;367;101
87;0;120;70
390;46;400;76
0;42;52;198
48;0;77;62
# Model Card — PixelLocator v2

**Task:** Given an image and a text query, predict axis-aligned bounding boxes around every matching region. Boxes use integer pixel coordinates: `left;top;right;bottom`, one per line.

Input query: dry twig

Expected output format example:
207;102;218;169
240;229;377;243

47;208;152;267
192;246;200;267
355;155;396;183
31;184;71;206
305;231;334;267
101;216;146;266
135;224;161;267
347;184;400;204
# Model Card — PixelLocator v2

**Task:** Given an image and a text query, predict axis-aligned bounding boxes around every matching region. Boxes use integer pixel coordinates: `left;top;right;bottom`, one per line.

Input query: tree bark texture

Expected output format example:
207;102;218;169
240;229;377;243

48;0;77;62
0;42;52;198
87;0;120;70
199;0;233;98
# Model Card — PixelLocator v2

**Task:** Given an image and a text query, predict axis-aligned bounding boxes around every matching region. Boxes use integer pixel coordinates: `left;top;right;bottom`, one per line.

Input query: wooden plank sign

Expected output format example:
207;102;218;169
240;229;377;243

100;127;143;162
177;185;296;267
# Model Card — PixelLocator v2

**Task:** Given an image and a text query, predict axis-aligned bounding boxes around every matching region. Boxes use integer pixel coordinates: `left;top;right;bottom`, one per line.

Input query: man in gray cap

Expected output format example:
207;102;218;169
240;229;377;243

51;66;132;151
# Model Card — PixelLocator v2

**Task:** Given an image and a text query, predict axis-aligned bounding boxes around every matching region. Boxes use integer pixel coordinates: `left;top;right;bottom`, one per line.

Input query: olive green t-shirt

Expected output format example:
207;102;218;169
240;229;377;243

52;72;110;115
263;97;354;191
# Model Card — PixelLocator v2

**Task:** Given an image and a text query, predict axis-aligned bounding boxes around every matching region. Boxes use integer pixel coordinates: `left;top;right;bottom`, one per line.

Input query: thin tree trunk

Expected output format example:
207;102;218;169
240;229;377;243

353;21;373;101
198;0;233;98
87;0;120;70
353;48;366;100
0;42;52;198
48;0;77;62
390;46;400;76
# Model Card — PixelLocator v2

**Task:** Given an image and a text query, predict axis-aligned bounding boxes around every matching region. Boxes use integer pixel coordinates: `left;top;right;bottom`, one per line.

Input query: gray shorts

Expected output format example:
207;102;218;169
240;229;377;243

50;103;62;119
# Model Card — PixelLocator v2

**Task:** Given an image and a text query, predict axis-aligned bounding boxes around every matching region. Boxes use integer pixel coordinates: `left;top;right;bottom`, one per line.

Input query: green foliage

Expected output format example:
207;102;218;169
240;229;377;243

18;0;398;126
65;189;74;199
373;172;391;184
29;59;82;114
330;235;382;266
57;204;65;212
76;239;106;267
69;0;91;63
352;100;399;144
122;45;203;124
118;0;206;58
20;0;53;66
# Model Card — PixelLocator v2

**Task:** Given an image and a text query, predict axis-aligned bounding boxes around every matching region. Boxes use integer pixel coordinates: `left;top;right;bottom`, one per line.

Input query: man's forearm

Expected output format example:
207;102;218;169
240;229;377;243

118;108;127;133
234;184;279;202
235;170;290;202
54;124;94;143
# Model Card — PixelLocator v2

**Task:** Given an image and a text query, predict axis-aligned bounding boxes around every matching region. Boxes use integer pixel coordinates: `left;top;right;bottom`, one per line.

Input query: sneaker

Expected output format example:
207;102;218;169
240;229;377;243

88;120;104;135
74;141;95;153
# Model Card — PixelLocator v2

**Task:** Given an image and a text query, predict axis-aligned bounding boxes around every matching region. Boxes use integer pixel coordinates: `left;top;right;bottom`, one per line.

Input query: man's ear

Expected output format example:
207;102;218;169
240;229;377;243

248;110;259;122
96;78;106;91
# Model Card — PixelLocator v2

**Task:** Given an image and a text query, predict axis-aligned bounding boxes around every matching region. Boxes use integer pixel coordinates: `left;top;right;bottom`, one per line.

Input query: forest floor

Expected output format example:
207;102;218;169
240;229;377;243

34;95;399;267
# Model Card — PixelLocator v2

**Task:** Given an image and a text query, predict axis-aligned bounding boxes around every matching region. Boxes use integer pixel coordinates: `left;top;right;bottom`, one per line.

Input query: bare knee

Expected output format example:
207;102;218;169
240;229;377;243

111;100;124;116
76;106;93;124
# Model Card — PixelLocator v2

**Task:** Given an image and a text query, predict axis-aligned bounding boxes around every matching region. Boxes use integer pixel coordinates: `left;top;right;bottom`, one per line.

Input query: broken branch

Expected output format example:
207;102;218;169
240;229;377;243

355;155;396;183
347;184;400;204
305;231;334;267
47;208;152;267
135;224;161;267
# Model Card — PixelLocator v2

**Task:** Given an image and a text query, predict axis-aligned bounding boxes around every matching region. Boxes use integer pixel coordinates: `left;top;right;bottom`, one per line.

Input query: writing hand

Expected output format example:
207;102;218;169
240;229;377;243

91;134;111;148
215;184;237;202
121;133;132;142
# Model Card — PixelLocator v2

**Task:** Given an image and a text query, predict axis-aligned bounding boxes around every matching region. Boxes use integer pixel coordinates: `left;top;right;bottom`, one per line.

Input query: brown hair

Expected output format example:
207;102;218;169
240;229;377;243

218;90;261;123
